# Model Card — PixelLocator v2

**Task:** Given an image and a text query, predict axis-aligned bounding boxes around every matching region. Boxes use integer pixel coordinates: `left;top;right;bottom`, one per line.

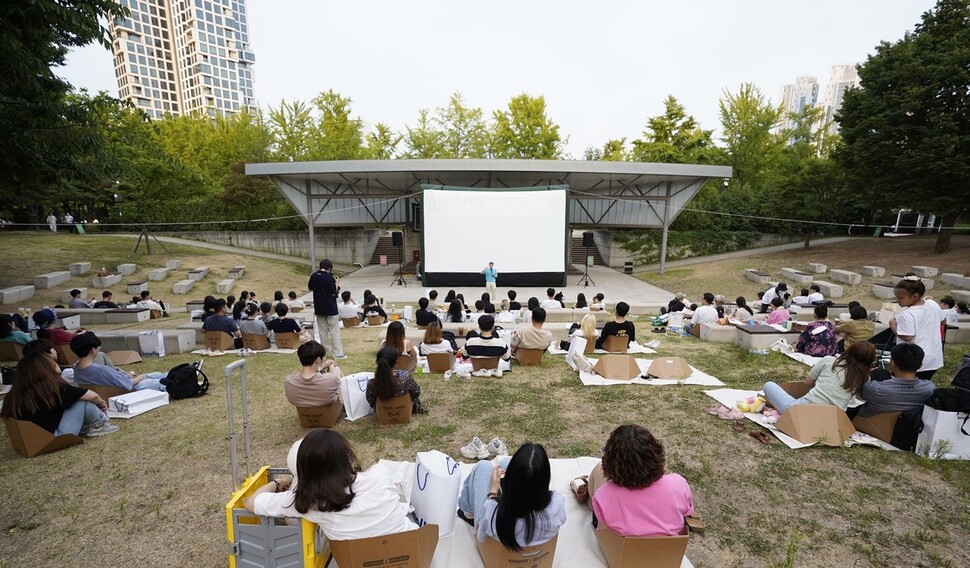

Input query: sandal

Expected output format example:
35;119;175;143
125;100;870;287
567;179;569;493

570;476;589;504
716;408;744;420
706;405;728;416
685;516;707;535
749;431;772;445
732;419;746;432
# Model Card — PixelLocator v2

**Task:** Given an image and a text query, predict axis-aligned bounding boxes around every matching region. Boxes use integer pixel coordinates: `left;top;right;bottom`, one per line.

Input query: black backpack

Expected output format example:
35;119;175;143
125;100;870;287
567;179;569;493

164;363;209;400
952;356;970;391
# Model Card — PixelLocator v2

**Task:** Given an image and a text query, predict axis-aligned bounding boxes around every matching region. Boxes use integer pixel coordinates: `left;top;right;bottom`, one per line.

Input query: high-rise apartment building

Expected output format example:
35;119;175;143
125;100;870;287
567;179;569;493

109;0;256;119
821;64;860;135
778;76;820;131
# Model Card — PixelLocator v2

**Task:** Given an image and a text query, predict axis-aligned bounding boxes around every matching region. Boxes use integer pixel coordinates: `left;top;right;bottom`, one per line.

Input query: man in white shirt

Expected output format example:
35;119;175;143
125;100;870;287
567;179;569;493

137;290;169;317
791;288;812;306
286;291;306;310
337;291;360;319
806;284;824;304
686;293;718;335
540;288;562;310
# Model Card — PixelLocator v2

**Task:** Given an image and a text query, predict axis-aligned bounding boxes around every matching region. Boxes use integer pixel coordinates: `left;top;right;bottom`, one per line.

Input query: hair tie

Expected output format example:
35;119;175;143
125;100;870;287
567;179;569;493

903;275;921;282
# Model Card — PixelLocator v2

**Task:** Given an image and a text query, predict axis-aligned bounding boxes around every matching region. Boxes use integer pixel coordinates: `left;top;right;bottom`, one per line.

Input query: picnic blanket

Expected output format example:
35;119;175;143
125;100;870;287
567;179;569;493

547;341;657;356
703;388;896;451
377;457;694;568
579;358;725;387
784;352;823;367
191;347;298;356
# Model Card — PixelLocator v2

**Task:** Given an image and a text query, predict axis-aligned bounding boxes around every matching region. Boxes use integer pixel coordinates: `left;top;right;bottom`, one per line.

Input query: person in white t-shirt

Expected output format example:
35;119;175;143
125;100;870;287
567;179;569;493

337;291;361;319
245;429;416;541
791;288;811;306
940;297;959;324
685;293;718;335
539;288;562;310
759;283;788;313
890;277;945;380
806;284;824;304
286;291;306;311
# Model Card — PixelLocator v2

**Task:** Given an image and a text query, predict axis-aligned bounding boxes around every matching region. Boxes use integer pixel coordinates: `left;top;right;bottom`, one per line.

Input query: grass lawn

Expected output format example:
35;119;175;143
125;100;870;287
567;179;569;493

0;233;968;567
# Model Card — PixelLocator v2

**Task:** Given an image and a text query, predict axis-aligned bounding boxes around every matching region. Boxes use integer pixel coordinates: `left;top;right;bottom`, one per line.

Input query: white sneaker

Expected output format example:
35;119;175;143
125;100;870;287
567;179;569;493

472;369;492;377
443;370;452;380
85;420;119;437
645;340;660;349
486;437;508;456
460;436;490;460
456;370;472;379
490;368;503;378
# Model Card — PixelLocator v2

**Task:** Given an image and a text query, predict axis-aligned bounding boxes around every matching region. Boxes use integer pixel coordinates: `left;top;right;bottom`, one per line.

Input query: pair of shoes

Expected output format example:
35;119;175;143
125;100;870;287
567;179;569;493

457;509;474;527
460;436;509;460
644;339;661;349
749;430;773;445
716;407;744;420
443;370;452;380
490;368;503;378
456;370;472;379
706;405;728;416
652;327;666;333
471;369;491;378
85;420;120;437
732;419;746;432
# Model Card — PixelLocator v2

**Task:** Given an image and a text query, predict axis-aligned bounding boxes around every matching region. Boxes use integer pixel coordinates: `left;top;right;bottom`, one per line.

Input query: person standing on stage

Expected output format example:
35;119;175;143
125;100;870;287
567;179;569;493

308;259;346;359
482;262;498;300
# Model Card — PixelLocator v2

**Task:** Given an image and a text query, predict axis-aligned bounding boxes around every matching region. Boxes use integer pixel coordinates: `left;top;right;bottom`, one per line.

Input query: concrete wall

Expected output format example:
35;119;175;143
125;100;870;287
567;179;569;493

173;230;384;265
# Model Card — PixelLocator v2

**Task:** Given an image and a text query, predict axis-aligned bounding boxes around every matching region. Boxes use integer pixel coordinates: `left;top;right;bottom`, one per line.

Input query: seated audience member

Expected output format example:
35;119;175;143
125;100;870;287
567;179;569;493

760;282;788;313
455;293;468;311
70;332;167;391
381;321;419;362
685;293;718;335
508;290;521;311
414;297;438;327
589;293;606;311
268;303;303;335
458;443;565;550
596;302;635;350
231;300;247;321
283;341;341;407
791;288;812;306
527;297;540;312
427;289;442;310
245;429;417;540
467;300;486;324
68;289;93;309
337;291;360;320
272;291;285;307
286;291;305;310
0;352;119;437
940;297;959;324
0;314;31;345
764;341;875;414
247;291;261;310
857;343;935;418
795;305;837;357
460;315;512;373
203;299;243;349
483;302;497;315
588;424;693;536
835;305;875;352
35;324;77;347
444;290;457;304
200;295;218;321
366;347;424;413
96;265;110;278
733;296;754;319
362;294;387;323
764;297;790;325
540;288;561;310
445;299;467;323
259;302;274;323
137;290;169;316
667;293;688;314
713;295;727;318
419;320;455;355
511;308;554;354
807;284;824;304
239;304;271;337
957;301;969;316
575;293;588;310
496;299;516;323
93;290;119;309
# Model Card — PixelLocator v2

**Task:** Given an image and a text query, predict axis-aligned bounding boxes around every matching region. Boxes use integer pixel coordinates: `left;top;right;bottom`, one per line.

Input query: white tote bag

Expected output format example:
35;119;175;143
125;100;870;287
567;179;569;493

566;336;587;371
917;406;970;460
339;372;374;421
137;330;166;357
410;450;462;538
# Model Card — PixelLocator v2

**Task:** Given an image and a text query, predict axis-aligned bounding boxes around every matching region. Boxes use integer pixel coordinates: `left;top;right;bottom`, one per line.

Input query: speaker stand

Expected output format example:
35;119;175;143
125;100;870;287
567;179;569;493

577;243;595;287
388;245;408;287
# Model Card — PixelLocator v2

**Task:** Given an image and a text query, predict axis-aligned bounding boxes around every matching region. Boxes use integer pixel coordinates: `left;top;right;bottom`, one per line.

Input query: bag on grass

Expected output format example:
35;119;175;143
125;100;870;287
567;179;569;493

164;363;209;400
339;372;374;421
410;450;462;538
952;358;970;391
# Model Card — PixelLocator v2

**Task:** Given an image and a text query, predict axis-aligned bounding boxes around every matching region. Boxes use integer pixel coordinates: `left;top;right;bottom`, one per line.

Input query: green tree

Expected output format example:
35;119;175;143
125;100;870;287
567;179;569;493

631;95;717;164
364;123;400;160
268;99;314;161
838;0;970;253
718;83;785;196
401;108;446;158
491;94;565;159
308;90;365;160
583;139;628;161
435;92;489;158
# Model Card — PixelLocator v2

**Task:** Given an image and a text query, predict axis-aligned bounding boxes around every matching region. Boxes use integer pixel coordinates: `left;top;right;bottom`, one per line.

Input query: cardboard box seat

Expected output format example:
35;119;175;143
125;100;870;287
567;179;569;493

477;533;558;568
4;417;83;458
330;524;438;568
54;344;78;366
776;404;855;446
274;332;301;349
470;356;501;371
594;526;688;568
241;333;271;351
514;348;544;366
602;335;631;353
0;341;24;362
205;331;236;351
394;354;417;372
376;393;412;425
426;352;456;373
295;401;343;428
341;316;361;328
852;411;902;444
366;315;385;326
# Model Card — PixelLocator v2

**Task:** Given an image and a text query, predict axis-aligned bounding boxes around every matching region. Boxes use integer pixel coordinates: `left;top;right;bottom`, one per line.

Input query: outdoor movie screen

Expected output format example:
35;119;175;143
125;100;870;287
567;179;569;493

421;187;568;287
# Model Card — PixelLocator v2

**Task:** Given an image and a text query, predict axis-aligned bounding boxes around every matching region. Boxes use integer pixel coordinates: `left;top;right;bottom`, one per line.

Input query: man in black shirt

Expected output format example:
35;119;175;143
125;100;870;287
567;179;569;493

415;297;438;326
93;290;119;309
596;301;636;350
507;290;522;311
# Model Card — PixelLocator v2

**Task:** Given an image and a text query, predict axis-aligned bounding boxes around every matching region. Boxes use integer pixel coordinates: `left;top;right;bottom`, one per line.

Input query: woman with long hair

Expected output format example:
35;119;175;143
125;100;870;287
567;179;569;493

890;277;945;380
446;299;466;323
381;321;418;361
365;347;424;413
232;300;247;321
587;424;693;536
575;313;598;341
458;442;565;551
444;290;457;303
763;341;876;413
0;352;118;436
244;429;417;540
733;296;754;319
575;293;588;310
527;297;540;312
419;320;454;355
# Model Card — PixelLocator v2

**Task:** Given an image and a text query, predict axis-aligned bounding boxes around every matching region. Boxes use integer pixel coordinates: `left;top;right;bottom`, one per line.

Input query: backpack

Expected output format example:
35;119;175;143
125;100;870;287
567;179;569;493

164;363;209;400
953;356;970;391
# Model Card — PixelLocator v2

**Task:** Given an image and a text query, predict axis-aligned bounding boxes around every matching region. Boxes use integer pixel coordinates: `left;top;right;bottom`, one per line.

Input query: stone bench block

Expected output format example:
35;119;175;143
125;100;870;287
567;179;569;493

940;273;970;288
96;329;196;355
177;321;205;345
872;282;896;299
911;266;938;278
862;266;885;277
148;268;171;281
780;267;813;285
126;281;150;295
807;263;827;274
745;269;770;285
165;260;182;270
56;312;82;330
187;266;210;281
0;285;35;304
829;269;862;286
105;308;151;324
217;279;235;294
700;322;738;344
59;287;88;304
69;262;91;276
55;308;108;325
117;263;137;276
173;279;195;294
33;271;71;289
945;323;970;344
890;274;935;290
950;290;970;303
92;274;123;288
228;266;245;279
813;280;844;298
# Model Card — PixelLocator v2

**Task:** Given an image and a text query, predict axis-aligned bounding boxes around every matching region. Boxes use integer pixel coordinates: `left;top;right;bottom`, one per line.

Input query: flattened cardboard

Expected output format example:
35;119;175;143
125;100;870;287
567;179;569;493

646;357;692;380
775;404;855;446
515;348;544;366
478;533;558;568
329;523;438;568
595;526;687;568
593;355;641;381
426;352;456;373
376;393;412;425
296;402;342;428
0;342;23;362
107;350;143;366
274;332;300;349
4;417;83;458
852;411;902;444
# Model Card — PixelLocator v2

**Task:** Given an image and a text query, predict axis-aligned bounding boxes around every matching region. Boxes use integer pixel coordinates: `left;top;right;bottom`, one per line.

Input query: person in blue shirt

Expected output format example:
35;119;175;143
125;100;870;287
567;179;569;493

482;262;498;300
70;332;167;391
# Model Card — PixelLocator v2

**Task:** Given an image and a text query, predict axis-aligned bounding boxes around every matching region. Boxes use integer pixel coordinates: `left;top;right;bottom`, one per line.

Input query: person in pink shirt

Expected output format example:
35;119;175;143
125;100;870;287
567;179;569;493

764;297;791;326
588;424;694;536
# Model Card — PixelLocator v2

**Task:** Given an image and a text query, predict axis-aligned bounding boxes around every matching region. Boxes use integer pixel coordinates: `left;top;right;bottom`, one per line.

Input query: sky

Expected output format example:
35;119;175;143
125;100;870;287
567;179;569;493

60;0;937;157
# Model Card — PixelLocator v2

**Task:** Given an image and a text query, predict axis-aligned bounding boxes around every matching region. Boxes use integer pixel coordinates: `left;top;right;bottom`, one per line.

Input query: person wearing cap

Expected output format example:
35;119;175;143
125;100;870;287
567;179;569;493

667;293;688;313
759;282;789;313
68;289;94;309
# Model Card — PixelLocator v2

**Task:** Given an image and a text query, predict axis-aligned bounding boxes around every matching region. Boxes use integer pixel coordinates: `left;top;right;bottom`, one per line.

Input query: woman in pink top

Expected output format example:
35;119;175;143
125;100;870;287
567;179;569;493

588;424;694;536
764;297;791;326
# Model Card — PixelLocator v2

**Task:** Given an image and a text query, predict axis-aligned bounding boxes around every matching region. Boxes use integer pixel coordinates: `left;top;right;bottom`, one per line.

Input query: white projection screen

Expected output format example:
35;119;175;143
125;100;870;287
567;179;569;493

421;187;568;287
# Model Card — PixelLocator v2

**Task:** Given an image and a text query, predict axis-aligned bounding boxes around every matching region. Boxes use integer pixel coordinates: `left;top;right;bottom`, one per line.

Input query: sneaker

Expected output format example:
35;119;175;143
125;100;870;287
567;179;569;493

336;355;348;360
460;436;490;460
443;370;452;380
472;369;492;377
490;368;503;378
456;370;472;379
85;420;119;437
486;437;508;456
645;340;660;349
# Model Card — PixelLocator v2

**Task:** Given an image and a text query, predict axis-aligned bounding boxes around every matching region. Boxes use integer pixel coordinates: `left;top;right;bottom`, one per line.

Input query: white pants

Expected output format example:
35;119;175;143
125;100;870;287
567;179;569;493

315;315;344;357
485;282;497;301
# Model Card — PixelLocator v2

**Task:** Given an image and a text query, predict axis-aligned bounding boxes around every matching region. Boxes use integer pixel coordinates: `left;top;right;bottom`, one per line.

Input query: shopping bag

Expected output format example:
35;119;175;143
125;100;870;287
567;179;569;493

137;330;166;358
917;402;970;460
403;305;414;321
410;450;462;538
339;372;374;421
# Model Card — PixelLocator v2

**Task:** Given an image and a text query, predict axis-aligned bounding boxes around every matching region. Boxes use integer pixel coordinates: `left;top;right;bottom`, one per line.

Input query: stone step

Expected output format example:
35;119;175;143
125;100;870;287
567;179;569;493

745;269;770;285
69;262;91;275
92;274;123;288
891;274;935;290
829;269;862;286
148;267;171;281
862;266;885;277
813;280;844;298
33;271;71;289
940;273;970;288
228;266;245;279
872;282;896;299
117;263;137;276
807;263;827;274
173;279;195;294
165;259;182;270
0;285;35;304
910;265;938;278
780;267;813;285
949;290;970;303
187;266;210;281
217;279;235;294
127;281;150;295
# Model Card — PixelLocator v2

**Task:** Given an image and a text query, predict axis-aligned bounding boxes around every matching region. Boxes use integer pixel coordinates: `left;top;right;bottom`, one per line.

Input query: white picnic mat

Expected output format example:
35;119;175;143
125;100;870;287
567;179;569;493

548;342;657;356
703;388;897;451
191;348;297;356
374;457;693;568
784;352;823;367
579;359;725;387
